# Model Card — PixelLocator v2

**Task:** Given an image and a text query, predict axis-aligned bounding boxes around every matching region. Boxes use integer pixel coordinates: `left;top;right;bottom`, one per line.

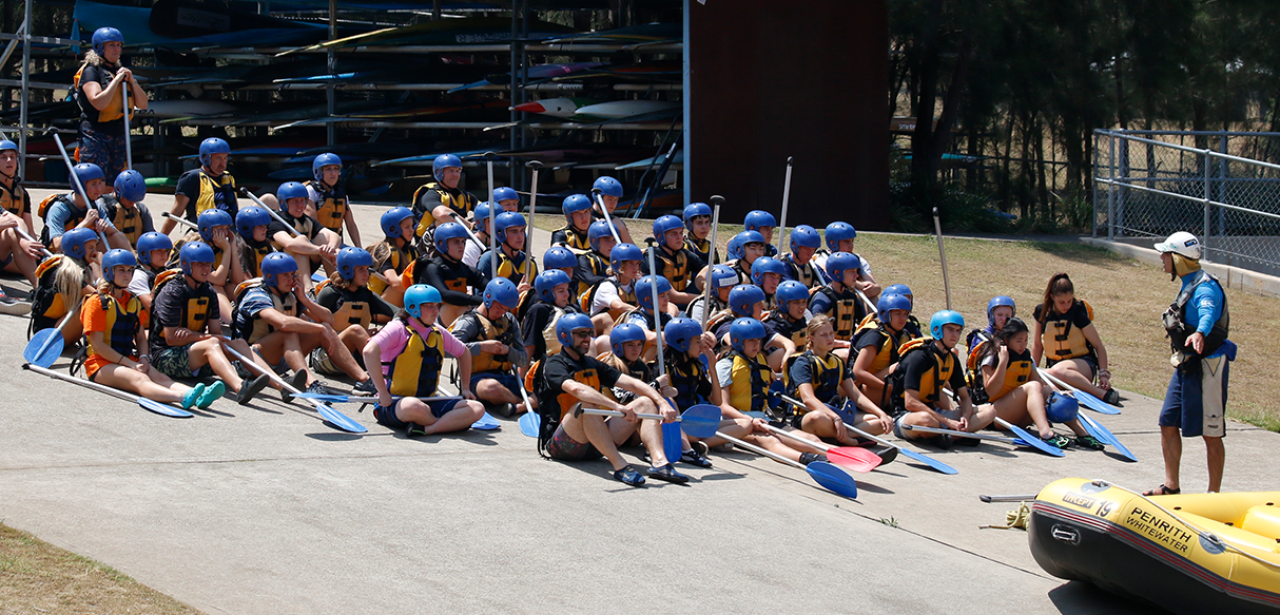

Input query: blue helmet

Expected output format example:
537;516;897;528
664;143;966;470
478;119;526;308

493;186;519;204
775;280;809;311
113;170;146;203
235;206;271;240
561;194;592;218
534;269;572;304
877;293;912;323
727;230;765;261
683;202;711;224
710;264;738;290
336;247;373;281
434;222;470;255
636;275;672;312
483;277;519;310
652;214;683;239
609;243;642;272
73;163;105;189
1046;392;1080;423
593;176;623;198
789;224;821;252
555;312;595;349
91;27;123;55
403;284;442;318
588;220;615;252
0;139;16;154
312;152;342;183
825;251;862;283
136;231;173;256
825;221;857;250
744;210;776;233
380;207;414;239
60;227;98;261
729;284;766;317
179;241;215;276
197;208;233;243
929;310;965;339
198;138;230;168
750;256;787;288
543;246;577;271
260;252;298;287
609;322;646;357
883;283;912;300
102;249;136;279
473;201;494;227
730;317;767;354
664;317;702;354
494;211;526;247
986;295;1017;327
276;181;309;208
432;154;462;182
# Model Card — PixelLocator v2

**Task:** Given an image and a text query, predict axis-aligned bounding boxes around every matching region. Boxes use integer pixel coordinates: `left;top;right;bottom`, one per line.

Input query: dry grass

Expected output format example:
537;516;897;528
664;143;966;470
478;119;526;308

534;217;1278;430
0;523;202;615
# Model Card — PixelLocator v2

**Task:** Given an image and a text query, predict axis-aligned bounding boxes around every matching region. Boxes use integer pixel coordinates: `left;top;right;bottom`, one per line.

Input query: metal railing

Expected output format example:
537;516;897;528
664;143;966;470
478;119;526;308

1094;129;1280;275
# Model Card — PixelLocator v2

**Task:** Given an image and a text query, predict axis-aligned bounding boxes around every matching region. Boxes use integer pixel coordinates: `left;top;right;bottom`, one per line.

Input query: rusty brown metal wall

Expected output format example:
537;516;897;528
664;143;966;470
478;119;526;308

687;0;889;230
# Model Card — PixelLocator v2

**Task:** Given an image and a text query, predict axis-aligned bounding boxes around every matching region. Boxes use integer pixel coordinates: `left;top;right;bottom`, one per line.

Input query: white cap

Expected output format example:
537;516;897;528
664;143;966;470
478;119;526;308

1154;231;1202;260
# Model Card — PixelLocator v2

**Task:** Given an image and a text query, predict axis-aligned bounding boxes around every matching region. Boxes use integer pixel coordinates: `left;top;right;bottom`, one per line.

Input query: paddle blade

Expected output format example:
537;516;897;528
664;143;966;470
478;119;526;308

896;447;959;475
1001;421;1066;457
678;404;722;439
1080;414;1138;462
291;392;352;403
1074;389;1121;415
825;446;882;473
138;397;194;418
805;461;858;499
472;412;500;431
23;328;64;368
518;410;540;438
314;402;367;433
662;421;682;464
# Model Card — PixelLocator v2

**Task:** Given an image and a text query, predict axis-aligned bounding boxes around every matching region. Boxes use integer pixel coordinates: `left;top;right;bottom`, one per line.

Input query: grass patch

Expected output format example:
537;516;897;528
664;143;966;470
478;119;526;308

533;217;1278;431
0;522;203;615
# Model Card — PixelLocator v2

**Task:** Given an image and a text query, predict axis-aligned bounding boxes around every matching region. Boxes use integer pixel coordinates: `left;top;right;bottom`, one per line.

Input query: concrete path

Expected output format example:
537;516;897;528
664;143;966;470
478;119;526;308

1;192;1275;615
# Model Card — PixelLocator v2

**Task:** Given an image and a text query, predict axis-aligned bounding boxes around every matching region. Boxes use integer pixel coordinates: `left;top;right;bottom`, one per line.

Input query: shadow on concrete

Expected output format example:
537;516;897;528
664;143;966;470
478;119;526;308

1047;580;1164;615
304;431;365;442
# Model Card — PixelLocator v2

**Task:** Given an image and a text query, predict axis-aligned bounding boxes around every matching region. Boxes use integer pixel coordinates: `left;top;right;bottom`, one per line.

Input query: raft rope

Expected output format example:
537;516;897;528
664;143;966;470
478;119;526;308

1095;479;1280;569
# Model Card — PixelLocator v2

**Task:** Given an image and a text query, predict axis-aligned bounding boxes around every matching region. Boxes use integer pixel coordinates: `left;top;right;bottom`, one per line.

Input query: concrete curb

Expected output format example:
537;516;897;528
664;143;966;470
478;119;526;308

1081;237;1280;299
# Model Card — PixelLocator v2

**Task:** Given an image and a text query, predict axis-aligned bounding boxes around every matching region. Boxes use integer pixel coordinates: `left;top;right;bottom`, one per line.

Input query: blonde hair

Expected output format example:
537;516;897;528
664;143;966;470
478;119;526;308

53;254;92;310
806;314;833;349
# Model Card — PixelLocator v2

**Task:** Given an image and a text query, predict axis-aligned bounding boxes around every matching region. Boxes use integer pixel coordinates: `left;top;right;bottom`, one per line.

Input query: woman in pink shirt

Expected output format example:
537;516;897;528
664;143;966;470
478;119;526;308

362;284;484;436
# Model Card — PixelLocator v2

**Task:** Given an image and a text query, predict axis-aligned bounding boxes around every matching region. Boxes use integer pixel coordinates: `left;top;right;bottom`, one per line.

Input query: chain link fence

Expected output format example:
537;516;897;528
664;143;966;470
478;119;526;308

1094;129;1280;276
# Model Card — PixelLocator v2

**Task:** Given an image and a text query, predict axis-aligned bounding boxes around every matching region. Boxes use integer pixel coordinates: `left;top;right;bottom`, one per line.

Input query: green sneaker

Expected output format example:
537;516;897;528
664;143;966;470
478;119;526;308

1040;433;1073;449
1075;434;1106;450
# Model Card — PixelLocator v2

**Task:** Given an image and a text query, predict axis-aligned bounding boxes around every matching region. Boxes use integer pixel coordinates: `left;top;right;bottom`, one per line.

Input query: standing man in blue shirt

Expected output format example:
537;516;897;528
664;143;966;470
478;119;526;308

1148;232;1236;495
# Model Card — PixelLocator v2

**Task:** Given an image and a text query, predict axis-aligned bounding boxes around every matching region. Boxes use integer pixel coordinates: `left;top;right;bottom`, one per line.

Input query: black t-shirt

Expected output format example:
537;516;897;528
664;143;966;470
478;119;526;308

853;327;889;354
315;284;395;328
1032;302;1092;329
537;349;624;414
77;63;126;136
416;255;485;307
175;168;239;220
900;343;966;405
521;301;582;361
268;211;323;243
788;351;852;401
149;278;221;357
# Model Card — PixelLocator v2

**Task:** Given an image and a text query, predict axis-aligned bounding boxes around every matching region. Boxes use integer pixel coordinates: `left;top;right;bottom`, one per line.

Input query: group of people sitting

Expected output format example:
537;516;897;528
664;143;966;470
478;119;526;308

7;146;1122;487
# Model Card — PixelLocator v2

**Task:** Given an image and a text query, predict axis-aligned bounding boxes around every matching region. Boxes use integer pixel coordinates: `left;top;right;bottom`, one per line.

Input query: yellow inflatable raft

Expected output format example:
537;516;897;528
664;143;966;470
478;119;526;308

1029;477;1280;615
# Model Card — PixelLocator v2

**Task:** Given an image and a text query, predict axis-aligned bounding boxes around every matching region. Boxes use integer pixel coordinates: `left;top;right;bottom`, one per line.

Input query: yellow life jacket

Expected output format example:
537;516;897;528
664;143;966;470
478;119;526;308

387;321;445;397
100;196;143;247
768;312;809;348
86;291;142;360
369;241;413;295
555;225;592;253
1039;300;1096;365
240;241;272;278
38;193;86;238
783;253;819;289
856;319;910;375
270;213;318;252
192;170;237;218
0;181;29;217
783;349;846;408
412;182;477;236
728;350;772;414
315;279;373;331
451;310;516;373
492;249;538;285
813;284;864;341
73;63;133;125
545;357;604;419
895;338;956;406
232;280;298;344
152;269;211;333
986;348;1035;402
580;277;635;316
684;234;713;264
576;251;609;297
33;255;72;321
652;246;691;292
541;306;571;357
305;180;347;233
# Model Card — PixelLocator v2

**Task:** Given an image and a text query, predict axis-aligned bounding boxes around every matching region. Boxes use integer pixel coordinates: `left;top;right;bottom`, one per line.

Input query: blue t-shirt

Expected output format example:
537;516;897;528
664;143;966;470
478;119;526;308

46;195;117;240
1181;271;1229;359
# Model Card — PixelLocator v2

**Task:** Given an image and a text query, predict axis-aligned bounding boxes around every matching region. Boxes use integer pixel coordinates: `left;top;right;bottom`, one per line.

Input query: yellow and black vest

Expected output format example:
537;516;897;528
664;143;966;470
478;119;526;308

1037;300;1096;365
315;280;373;331
813;284;865;341
669;355;708;410
184;170;237;219
782;253;819;289
87;291;142;360
554;225;592;253
271;212;318;251
412;182;477;237
31;255;80;329
652;246;691;292
893;339;956;408
98;196;144;247
152;269;211;334
451;310;517;373
0;181;30;218
38;194;86;246
305;180;347;234
239;240;273;278
580;276;636;315
727;350;772;414
785;350;845;407
856;320;910;375
370;240;414;295
73;62;133;127
684;234;714;266
577;251;609;297
986;347;1034;402
232;281;298;344
387;321;445;397
768;312;809;348
490;248;538;285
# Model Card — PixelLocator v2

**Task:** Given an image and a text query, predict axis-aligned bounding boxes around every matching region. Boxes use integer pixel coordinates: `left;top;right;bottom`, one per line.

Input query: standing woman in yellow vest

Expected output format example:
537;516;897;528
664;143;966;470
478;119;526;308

162;138;237;235
82;249;219;410
368;206;415;307
304;153;361;247
362;284;485;437
75;27;147;183
1031;272;1118;405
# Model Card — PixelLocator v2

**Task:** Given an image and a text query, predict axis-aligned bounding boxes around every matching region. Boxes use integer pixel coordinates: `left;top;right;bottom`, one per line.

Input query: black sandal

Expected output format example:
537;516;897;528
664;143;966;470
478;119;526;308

1142;484;1180;496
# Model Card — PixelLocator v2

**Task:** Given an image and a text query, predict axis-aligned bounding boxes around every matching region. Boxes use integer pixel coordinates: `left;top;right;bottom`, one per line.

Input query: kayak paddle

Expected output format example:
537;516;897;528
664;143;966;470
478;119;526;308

573;404;720;438
23;312;75;368
216;337;366;434
1037;368;1121;415
763;424;882;473
993;417;1066;457
1078;413;1138;462
25;363;193;418
774;393;958;475
519;409;540;438
715;431;858;499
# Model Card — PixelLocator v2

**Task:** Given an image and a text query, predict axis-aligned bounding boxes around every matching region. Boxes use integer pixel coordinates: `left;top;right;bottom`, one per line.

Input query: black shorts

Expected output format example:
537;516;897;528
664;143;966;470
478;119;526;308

373;397;462;430
1045;354;1098;379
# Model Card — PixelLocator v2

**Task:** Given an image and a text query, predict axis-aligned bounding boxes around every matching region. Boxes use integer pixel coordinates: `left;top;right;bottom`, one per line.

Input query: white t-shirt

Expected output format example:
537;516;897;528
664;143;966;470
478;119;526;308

591;279;633;315
127;269;152;299
715;357;734;388
462;238;483;268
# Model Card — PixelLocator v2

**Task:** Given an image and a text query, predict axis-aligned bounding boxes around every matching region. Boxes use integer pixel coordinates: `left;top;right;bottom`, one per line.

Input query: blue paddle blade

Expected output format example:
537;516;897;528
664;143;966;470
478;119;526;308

679;404;722;439
1075;389;1121;415
472;412;501;431
138;397;194;418
311;272;326;283
1080;414;1137;462
315;402;367;433
23;328;64;368
896;446;960;475
518;410;540;438
662;421;682;464
805;461;858;499
291;392;354;403
1000;421;1066;457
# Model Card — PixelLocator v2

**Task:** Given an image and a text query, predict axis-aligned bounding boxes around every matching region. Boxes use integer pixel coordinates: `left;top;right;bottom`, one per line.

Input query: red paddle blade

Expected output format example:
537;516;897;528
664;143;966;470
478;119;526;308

826;446;882;473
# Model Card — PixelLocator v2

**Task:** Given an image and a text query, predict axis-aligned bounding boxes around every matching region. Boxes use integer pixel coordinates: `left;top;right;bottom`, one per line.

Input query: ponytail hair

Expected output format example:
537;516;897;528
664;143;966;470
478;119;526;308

983;317;1029;363
1040;273;1074;323
806;314;833;349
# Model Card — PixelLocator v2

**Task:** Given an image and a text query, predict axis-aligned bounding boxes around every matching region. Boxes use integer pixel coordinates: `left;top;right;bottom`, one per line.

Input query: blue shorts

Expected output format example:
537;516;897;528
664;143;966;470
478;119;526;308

470;371;521;398
79;127;128;182
1160;356;1230;438
373;397;463;431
